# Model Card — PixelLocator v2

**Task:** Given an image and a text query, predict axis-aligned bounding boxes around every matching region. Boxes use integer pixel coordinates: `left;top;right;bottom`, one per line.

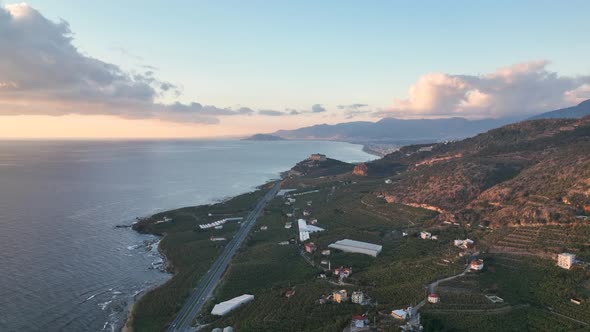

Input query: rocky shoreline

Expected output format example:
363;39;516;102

119;231;172;332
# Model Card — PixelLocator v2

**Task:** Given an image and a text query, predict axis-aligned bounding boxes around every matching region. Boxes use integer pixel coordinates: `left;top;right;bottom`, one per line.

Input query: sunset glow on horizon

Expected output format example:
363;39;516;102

1;1;590;138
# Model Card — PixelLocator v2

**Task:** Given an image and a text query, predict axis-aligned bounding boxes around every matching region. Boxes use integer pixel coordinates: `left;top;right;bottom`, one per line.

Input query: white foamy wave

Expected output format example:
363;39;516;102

98;300;112;311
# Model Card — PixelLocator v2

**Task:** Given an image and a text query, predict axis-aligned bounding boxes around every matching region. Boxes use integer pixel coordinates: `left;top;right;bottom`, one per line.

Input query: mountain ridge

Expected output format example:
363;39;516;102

529;99;590;120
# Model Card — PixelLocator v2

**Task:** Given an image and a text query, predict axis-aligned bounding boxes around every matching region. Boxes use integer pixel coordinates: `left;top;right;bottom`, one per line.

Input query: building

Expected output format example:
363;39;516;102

420;231;432;240
391;307;411;320
285;289;296;298
427;293;440;304
351;291;364;304
212;328;222;332
210;236;227;242
260;225;268;231
222;328;234;332
285;222;292;229
334;266;352;279
303;209;311;216
470;259;484;271
351;315;369;328
298;219;325;241
431;235;438;241
454;238;475;249
571;298;582;305
304;242;317;253
385;179;393;184
309;218;318;225
199;217;244;229
321;249;331;256
309;153;327;161
328;239;383;257
333;289;348;303
211;294;255;316
558;253;576;269
485;295;504;303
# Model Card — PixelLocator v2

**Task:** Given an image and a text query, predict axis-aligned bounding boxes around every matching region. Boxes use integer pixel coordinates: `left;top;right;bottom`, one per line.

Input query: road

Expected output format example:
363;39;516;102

168;181;281;332
409;253;479;325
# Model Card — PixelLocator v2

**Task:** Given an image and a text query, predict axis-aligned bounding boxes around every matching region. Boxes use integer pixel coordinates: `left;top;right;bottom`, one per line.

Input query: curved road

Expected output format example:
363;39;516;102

168;181;281;332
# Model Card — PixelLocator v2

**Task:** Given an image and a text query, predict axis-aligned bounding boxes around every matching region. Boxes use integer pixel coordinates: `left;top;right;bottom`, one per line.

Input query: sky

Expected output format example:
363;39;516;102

1;1;589;138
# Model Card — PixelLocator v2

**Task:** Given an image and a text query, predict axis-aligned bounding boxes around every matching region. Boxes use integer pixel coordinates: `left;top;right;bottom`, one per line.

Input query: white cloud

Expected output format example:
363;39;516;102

386;60;590;118
0;3;252;124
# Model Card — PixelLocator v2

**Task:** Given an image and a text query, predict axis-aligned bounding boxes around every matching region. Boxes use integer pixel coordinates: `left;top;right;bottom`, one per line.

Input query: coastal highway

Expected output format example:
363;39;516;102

168;181;281;332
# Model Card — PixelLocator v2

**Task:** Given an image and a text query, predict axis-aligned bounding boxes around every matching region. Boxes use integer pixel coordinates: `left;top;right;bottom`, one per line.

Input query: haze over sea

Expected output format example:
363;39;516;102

0;140;372;332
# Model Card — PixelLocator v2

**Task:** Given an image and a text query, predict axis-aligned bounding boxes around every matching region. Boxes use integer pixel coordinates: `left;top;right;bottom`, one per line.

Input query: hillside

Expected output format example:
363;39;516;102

372;117;590;226
242;134;286;141
529;99;590;120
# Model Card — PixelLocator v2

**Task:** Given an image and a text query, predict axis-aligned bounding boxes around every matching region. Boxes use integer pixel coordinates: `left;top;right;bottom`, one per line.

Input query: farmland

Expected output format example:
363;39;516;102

202;180;473;331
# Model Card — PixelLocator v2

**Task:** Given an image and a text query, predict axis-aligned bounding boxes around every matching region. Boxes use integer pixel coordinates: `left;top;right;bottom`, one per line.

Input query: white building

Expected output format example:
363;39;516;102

557;253;576;270
420;231;432;240
454;239;474;249
211;294;255;316
427;293;440;304
298;219;324;242
328;239;382;257
351;291;364;304
199;217;243;229
470;259;484;271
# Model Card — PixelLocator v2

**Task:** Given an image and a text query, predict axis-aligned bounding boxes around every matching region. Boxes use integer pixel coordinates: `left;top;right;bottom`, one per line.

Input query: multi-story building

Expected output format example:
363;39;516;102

351;291;364;304
557;253;576;270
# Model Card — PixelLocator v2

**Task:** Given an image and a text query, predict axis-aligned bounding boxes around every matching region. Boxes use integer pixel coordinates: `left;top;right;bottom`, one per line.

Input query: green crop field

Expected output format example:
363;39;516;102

129;188;268;332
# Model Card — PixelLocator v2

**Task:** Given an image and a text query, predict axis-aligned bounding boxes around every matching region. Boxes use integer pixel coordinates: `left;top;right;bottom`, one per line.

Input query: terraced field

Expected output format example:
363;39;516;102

488;224;590;261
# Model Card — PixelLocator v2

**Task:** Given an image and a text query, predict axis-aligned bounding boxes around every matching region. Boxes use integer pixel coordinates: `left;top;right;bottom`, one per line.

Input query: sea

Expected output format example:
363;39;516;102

0;139;373;332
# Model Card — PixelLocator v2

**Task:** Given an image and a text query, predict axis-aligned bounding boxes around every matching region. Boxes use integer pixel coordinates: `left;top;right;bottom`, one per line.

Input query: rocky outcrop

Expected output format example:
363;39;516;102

377;116;590;226
352;163;369;176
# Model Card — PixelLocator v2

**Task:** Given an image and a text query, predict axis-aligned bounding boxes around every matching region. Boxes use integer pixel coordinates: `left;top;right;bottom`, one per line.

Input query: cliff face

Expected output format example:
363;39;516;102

377;117;590;226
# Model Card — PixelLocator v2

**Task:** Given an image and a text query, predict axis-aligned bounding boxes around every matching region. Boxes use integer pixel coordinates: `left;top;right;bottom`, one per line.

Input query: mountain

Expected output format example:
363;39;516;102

272;117;518;144
370;116;590;227
266;100;590;144
242;134;286;141
529;99;590;120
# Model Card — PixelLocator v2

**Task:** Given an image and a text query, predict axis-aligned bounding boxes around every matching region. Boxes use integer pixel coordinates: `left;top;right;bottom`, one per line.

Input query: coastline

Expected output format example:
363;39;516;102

118;148;371;331
361;144;385;157
120;182;277;331
120;232;173;332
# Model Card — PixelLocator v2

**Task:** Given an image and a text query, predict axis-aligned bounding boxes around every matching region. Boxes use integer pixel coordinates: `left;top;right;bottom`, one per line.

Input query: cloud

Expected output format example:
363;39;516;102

336;103;372;118
311;104;327;113
337;103;368;110
257;105;328;116
0;3;252;123
258;109;286;116
384;60;590;118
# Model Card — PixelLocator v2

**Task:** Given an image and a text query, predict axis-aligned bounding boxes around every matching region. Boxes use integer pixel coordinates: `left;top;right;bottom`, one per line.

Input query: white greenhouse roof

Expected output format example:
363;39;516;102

211;294;254;316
